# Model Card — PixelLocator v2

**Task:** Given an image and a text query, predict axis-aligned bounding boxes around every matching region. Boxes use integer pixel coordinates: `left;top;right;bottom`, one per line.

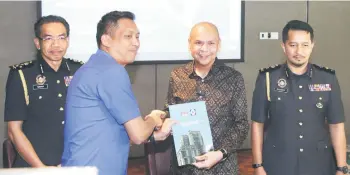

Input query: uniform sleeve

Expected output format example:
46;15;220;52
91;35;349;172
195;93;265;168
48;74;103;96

97;67;141;124
326;74;345;124
4;69;28;121
251;72;269;123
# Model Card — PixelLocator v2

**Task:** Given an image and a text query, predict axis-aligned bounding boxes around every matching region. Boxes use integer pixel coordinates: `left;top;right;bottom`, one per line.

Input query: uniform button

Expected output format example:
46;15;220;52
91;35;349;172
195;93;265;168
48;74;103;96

299;122;303;126
299;85;303;89
57;80;60;84
39;96;42;99
201;79;204;83
299;135;303;139
60;107;64;111
299;109;303;113
277;97;281;100
298;96;302;100
319;97;322;100
58;93;62;98
300;148;304;152
62;121;65;124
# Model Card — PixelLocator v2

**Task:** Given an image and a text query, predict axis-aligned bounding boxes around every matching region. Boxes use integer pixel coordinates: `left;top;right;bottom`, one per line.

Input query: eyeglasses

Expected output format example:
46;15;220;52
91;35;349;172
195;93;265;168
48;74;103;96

39;35;68;43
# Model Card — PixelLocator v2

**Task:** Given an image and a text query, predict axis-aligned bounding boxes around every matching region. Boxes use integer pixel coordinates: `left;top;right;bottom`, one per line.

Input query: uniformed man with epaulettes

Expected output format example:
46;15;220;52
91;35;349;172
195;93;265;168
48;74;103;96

251;20;348;175
4;15;83;167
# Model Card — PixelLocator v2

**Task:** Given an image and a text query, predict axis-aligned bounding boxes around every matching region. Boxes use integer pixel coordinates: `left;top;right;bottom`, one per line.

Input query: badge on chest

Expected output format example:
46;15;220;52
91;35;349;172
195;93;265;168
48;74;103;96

64;76;73;87
316;97;324;109
274;78;288;93
33;74;48;90
309;84;331;92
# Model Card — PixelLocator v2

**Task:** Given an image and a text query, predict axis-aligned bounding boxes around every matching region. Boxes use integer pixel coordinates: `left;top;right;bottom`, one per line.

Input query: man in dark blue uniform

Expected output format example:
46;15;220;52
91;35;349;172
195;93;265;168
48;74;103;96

251;20;348;175
4;15;83;167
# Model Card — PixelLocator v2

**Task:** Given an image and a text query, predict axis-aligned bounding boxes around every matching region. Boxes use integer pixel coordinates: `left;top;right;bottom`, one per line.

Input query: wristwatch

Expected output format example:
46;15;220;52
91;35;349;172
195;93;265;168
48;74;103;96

336;166;349;174
252;163;263;169
219;148;228;161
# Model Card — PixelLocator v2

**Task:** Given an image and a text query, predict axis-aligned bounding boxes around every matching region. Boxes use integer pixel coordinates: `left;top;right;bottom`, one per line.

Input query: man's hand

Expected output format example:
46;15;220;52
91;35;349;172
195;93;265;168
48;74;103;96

149;110;167;119
254;167;267;175
154;118;177;141
192;151;223;170
145;110;166;128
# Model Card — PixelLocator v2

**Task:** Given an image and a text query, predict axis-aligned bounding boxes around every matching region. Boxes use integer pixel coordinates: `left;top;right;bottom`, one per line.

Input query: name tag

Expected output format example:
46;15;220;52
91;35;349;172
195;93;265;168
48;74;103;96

33;84;48;90
274;88;288;93
309;84;331;91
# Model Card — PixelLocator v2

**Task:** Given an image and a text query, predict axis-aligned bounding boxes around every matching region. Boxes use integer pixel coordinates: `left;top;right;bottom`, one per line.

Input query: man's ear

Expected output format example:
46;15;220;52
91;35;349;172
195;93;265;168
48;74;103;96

101;34;111;48
281;42;286;54
34;38;40;50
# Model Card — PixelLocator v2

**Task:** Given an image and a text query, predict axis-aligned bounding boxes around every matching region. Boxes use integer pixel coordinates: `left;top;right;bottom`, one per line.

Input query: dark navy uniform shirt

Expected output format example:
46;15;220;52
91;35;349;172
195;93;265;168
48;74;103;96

4;55;83;167
251;63;344;175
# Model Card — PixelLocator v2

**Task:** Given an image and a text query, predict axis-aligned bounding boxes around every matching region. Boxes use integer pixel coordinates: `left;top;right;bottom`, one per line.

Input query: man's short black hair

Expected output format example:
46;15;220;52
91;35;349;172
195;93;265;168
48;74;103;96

282;20;314;43
96;11;135;48
34;15;70;38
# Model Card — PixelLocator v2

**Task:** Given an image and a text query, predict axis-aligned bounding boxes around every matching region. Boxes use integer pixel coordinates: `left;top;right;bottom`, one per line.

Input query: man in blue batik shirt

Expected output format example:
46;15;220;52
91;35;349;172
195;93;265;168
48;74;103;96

61;11;175;175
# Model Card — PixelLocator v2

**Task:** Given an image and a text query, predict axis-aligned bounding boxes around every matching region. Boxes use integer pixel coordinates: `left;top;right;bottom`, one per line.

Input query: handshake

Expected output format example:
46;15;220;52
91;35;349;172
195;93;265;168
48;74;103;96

145;110;177;142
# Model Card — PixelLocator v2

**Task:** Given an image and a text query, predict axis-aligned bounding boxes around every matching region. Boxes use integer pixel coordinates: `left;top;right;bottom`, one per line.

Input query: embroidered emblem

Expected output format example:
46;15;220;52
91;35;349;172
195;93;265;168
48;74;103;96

36;74;46;85
277;78;287;88
316;102;323;109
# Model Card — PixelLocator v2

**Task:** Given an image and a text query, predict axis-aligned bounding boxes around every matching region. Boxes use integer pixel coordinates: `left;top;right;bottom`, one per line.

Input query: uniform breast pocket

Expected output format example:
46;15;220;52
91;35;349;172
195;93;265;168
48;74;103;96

311;92;329;116
269;92;288;116
28;89;51;106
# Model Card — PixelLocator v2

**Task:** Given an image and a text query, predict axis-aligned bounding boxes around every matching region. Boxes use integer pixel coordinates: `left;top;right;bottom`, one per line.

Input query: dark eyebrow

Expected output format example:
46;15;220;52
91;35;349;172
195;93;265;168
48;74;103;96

41;33;67;37
41;34;52;37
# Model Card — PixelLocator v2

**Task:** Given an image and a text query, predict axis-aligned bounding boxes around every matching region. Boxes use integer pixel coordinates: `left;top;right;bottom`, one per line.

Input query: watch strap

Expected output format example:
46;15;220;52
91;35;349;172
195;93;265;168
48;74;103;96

252;163;263;169
219;148;228;161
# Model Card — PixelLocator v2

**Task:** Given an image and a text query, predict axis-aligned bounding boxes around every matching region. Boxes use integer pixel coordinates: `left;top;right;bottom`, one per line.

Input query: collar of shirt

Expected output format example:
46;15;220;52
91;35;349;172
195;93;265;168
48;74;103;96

37;54;70;74
284;63;313;79
93;49;122;66
183;57;225;79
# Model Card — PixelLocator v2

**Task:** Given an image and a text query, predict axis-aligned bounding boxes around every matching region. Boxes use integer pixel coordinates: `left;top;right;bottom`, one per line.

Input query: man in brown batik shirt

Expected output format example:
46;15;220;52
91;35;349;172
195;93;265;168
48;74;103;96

165;22;249;175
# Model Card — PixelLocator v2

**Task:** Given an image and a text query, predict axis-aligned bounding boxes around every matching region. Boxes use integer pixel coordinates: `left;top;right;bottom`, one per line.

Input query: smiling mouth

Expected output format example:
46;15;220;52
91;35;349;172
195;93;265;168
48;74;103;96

50;50;62;54
199;55;211;58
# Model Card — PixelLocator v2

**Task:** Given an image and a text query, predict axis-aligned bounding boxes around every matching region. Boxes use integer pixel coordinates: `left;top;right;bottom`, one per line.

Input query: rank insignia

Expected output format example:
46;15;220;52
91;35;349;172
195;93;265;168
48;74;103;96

64;76;73;87
309;84;331;92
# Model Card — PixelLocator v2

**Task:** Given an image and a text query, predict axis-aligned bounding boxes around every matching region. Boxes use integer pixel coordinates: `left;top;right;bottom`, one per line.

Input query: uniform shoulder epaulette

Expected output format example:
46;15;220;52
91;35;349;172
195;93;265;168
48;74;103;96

66;58;84;65
259;64;281;73
313;64;335;74
9;60;35;70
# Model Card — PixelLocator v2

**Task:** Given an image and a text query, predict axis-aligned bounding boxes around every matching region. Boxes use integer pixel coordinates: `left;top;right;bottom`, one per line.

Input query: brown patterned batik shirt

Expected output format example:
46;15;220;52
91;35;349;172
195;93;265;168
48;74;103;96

165;59;249;175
